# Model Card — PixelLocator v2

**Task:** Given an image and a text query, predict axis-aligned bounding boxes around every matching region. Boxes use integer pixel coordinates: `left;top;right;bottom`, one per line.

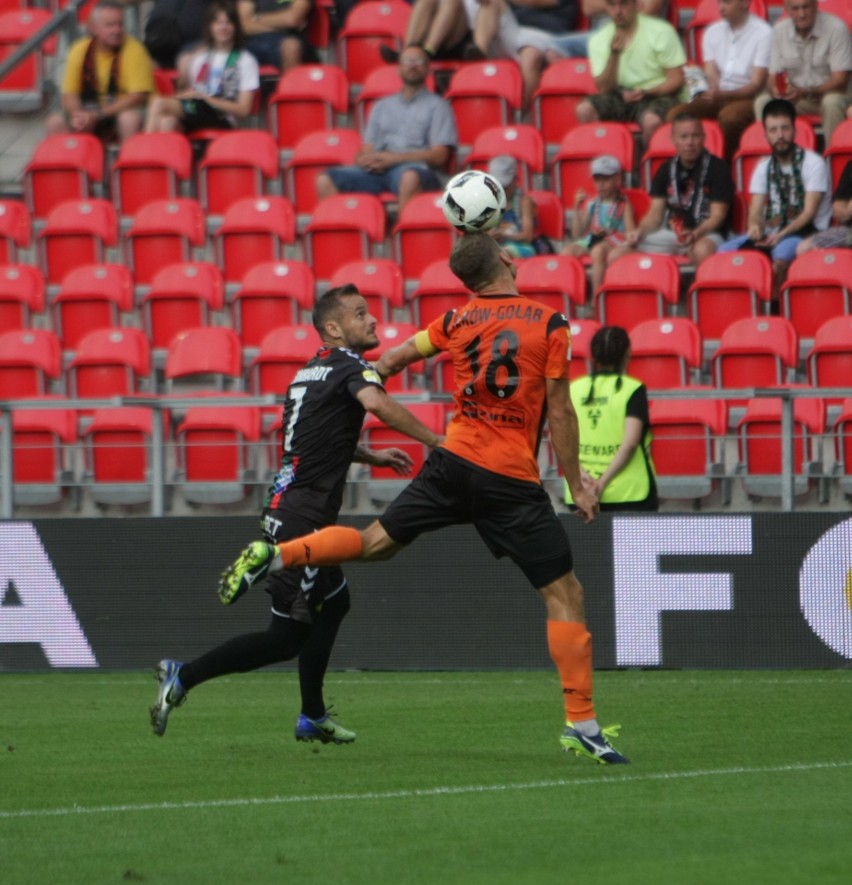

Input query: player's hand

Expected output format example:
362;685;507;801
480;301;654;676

611;32;628;54
621;88;645;103
571;487;599;524
372;447;415;475
625;230;641;246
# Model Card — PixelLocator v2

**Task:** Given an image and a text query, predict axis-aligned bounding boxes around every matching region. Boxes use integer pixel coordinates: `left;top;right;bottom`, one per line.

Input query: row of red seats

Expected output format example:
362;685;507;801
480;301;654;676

3;248;852;357
8;385;852;509
3;308;852;413
15;114;852;232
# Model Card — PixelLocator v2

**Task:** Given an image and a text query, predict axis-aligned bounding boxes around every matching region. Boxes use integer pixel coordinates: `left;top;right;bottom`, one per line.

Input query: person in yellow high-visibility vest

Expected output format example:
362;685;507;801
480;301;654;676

565;325;658;511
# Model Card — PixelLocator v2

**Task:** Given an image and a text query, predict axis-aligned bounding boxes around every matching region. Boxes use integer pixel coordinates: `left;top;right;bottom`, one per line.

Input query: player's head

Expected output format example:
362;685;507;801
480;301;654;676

89;0;125;47
203;0;245;49
670;112;705;165
449;233;515;292
313;284;379;353
762;98;796;159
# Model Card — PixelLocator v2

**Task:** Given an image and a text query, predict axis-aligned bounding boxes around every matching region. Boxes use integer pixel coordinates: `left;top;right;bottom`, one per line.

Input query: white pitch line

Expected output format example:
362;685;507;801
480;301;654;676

2;760;851;822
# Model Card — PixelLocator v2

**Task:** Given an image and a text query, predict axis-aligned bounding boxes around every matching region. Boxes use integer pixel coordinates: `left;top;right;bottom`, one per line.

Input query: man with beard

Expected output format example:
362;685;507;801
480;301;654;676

150;285;444;741
315;45;457;214
610;112;734;268
719;98;831;298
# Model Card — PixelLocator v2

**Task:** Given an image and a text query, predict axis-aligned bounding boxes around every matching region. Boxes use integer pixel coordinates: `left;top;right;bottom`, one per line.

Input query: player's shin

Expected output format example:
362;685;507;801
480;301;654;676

547;619;597;725
278;526;364;568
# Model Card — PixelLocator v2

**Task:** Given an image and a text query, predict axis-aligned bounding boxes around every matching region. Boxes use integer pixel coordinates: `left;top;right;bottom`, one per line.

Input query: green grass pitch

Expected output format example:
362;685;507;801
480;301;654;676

2;670;851;885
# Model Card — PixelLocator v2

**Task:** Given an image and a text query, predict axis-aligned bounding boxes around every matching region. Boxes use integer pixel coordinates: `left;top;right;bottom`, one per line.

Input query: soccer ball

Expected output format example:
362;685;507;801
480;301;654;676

441;170;507;233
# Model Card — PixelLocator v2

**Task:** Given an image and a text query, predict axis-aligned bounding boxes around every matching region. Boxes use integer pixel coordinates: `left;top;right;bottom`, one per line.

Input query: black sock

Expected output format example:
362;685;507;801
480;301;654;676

179;616;311;691
298;586;351;719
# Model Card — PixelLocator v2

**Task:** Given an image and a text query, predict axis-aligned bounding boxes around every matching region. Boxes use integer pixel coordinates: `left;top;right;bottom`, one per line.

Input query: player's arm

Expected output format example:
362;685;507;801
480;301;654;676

374;330;440;378
356;385;444;448
546;376;598;523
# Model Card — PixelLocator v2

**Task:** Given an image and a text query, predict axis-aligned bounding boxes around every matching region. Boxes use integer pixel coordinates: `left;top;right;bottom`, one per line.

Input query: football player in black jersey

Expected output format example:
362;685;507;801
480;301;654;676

150;284;444;741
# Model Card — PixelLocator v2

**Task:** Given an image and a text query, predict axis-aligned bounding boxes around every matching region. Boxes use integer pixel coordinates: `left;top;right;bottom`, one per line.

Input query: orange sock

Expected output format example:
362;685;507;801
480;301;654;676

547;620;595;723
278;526;363;568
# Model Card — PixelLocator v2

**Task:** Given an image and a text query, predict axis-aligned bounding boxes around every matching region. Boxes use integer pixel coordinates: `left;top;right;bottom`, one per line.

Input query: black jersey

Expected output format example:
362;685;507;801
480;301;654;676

265;346;385;523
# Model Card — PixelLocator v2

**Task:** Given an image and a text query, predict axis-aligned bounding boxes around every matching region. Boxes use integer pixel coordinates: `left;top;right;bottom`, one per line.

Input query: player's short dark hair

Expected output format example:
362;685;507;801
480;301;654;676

584;325;631;403
312;283;361;335
762;98;796;126
449;233;503;291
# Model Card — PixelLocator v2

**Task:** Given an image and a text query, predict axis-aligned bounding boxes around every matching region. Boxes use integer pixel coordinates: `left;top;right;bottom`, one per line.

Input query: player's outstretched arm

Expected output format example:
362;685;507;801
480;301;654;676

546;377;598;524
356;385;444;449
374;331;439;379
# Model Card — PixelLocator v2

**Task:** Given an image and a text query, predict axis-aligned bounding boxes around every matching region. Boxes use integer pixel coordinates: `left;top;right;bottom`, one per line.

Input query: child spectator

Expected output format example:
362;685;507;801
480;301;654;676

563;155;636;293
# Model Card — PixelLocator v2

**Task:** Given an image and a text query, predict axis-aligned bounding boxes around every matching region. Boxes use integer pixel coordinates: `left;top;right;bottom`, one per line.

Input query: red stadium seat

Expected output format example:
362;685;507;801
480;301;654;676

284;129;361;218
464;124;545;192
687;250;773;351
594;253;681;329
66;327;151;399
197;130;280;217
37;199;118;287
82;407;163;506
215;197;297;285
111;132;193;220
329;258;404;322
780;249;852;346
531;58;597;154
164;326;244;393
0;9;55;112
711;317;799;402
825;119;852;190
231;260;316;348
567;317;602;380
528;189;565;243
336;0;411;87
391;191;457;284
174;401;262;504
833;397;852;498
142;261;225;353
445;60;523;149
6;403;77;506
0;328;62;397
516;254;586;316
409;260;471;327
736;393;825;499
248;324;321;399
124;198;206;287
649;393;728;501
805;316;852;404
268;64;349;153
360;401;447;501
52;263;134;351
24;133;104;221
0;264;44;332
629;318;703;389
0;199;31;264
303;193;386;281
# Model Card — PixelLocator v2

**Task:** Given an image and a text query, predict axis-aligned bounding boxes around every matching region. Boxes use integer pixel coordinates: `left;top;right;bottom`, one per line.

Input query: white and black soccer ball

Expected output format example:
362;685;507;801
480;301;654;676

441;170;507;233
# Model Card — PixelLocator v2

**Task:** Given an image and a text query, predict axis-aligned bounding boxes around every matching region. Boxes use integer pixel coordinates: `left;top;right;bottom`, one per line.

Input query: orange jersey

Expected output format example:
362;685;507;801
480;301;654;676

425;294;572;484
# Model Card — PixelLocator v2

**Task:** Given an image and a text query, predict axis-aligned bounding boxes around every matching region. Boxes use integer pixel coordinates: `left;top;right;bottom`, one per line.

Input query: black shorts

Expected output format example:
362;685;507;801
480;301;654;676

379;449;574;589
179;98;234;133
261;507;347;624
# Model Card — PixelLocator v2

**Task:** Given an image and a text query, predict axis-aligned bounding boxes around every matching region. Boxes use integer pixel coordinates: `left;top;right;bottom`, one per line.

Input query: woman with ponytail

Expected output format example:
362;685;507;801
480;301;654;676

565;325;658;511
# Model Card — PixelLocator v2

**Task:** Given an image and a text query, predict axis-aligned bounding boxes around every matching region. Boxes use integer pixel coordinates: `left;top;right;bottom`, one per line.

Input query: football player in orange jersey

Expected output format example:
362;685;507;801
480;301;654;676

220;234;629;764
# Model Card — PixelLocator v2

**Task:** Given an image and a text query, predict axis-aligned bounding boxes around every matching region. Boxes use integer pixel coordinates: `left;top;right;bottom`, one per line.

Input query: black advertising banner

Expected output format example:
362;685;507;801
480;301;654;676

1;514;851;671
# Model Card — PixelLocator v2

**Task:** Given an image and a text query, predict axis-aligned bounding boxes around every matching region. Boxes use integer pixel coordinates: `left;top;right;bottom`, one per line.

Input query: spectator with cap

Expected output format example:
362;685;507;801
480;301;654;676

564;154;636;293
611;111;734;268
487;155;552;257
